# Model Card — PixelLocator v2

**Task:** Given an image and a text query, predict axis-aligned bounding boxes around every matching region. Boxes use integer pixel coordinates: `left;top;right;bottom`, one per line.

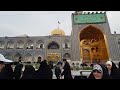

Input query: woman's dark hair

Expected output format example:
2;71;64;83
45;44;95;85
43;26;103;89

0;61;4;64
99;64;110;79
63;59;67;62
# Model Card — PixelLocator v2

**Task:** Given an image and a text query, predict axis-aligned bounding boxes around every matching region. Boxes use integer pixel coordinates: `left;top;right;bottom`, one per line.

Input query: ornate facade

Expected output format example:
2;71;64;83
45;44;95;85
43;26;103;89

0;29;71;63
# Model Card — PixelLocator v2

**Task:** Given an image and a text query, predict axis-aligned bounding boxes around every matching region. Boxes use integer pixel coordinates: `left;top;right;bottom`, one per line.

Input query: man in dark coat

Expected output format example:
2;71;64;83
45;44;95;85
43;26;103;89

61;59;73;79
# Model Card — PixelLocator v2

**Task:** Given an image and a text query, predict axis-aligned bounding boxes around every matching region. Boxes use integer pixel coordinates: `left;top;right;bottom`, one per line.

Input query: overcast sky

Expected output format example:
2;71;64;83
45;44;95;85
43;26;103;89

0;11;119;37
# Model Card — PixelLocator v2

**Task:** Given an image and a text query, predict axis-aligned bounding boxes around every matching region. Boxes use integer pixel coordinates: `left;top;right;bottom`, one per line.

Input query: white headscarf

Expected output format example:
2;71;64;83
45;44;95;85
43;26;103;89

106;61;112;66
93;64;103;75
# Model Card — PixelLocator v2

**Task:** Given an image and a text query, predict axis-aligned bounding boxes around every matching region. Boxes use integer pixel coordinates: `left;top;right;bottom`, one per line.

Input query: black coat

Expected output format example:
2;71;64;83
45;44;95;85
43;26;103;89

61;62;73;79
55;66;61;77
0;67;8;79
21;65;36;79
3;64;14;79
14;63;23;79
107;61;120;79
0;64;14;79
36;61;53;79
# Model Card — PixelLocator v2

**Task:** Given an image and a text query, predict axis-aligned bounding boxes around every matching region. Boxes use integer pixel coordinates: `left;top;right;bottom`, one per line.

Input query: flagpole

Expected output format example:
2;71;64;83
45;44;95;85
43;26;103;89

58;21;60;29
57;20;62;61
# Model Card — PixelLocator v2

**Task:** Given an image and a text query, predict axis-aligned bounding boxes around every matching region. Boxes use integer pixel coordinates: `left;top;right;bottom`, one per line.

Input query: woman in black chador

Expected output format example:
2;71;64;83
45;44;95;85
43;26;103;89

36;60;53;79
106;61;120;79
88;64;111;79
2;63;14;79
13;62;23;79
21;65;36;79
61;59;73;79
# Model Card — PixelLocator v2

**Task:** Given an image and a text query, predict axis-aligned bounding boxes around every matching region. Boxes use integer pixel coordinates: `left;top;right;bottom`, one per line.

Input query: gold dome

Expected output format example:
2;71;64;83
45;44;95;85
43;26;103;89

51;28;65;36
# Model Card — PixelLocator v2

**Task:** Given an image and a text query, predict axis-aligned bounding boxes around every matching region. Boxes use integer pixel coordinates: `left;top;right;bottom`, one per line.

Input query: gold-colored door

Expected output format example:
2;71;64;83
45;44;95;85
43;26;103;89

82;48;90;63
79;25;109;63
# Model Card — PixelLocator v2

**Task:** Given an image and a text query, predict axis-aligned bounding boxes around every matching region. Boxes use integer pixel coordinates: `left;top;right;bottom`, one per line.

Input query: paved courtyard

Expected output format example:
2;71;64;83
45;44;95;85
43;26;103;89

52;70;92;79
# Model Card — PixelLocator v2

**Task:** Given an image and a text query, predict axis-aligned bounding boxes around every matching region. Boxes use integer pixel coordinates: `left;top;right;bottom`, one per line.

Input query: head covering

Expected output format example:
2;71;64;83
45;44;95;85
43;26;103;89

0;54;13;63
106;61;112;66
93;64;103;75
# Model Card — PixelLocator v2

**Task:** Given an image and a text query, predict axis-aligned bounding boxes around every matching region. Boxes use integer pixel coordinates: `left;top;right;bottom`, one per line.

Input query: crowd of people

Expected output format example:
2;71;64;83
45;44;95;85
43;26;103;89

0;53;120;79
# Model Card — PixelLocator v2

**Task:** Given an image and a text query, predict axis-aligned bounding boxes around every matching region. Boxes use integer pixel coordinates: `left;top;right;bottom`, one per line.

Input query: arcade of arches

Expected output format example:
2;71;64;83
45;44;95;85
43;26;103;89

79;26;109;63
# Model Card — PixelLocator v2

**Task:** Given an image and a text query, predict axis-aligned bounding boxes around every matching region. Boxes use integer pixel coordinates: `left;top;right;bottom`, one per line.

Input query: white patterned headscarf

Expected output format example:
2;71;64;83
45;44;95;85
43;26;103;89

93;64;103;75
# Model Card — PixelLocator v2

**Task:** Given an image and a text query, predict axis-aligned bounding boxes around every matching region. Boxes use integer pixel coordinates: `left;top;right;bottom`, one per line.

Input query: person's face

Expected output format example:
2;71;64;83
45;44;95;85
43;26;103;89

93;70;103;79
106;64;112;71
0;63;5;72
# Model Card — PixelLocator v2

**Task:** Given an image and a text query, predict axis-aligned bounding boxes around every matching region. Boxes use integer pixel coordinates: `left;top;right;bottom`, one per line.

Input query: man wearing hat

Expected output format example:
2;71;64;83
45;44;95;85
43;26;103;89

0;54;13;79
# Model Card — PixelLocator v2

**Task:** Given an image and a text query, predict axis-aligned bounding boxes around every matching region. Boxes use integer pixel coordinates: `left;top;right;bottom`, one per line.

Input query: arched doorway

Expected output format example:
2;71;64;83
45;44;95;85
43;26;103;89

36;40;44;49
26;40;34;49
7;40;14;49
14;53;22;62
79;25;109;63
24;53;32;62
37;56;42;63
0;41;5;49
48;41;59;49
63;53;71;60
16;40;24;49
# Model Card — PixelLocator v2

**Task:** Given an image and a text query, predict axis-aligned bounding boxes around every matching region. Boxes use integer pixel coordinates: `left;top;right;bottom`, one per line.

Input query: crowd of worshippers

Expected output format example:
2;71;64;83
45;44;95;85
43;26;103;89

0;53;120;79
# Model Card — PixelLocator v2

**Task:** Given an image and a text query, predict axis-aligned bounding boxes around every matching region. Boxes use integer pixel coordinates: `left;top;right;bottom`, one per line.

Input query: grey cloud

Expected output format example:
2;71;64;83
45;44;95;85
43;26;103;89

0;11;119;37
